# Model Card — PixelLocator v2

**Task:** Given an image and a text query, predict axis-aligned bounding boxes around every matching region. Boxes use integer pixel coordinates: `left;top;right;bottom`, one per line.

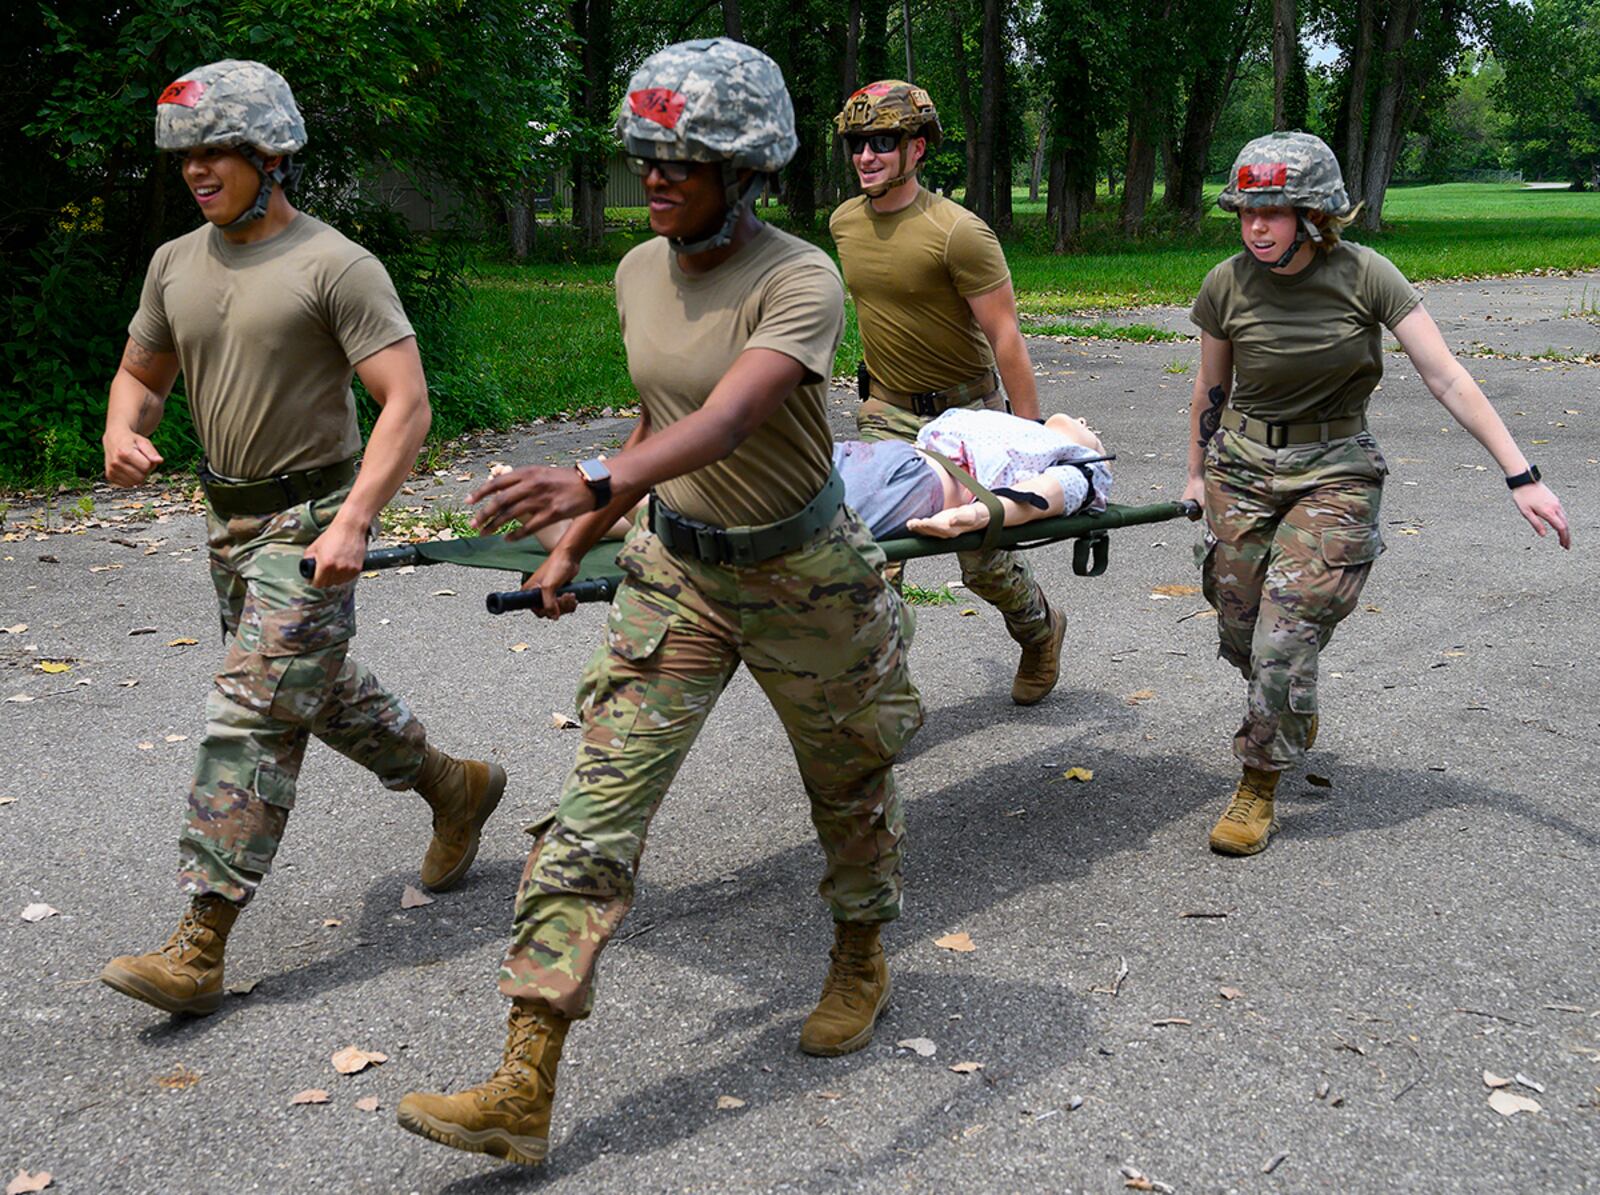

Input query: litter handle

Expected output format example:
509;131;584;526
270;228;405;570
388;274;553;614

299;545;422;580
486;577;619;615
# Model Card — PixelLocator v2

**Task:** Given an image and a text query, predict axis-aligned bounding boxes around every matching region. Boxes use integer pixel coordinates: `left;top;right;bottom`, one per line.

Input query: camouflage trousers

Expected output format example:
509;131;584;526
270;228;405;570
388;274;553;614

180;489;427;904
1199;428;1387;771
498;509;923;1019
856;396;1054;646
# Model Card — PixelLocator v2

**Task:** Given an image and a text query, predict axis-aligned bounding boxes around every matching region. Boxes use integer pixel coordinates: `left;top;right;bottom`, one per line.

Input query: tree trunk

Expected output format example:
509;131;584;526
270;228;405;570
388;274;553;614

831;0;862;203
949;1;978;206
785;15;818;230
861;0;890;82
1121;99;1158;233
1337;0;1377;200
723;0;742;39
1357;0;1423;229
902;1;915;80
1168;0;1255;225
1029;100;1052;202
1271;0;1295;130
973;0;1001;222
571;0;613;249
993;51;1013;230
508;192;532;260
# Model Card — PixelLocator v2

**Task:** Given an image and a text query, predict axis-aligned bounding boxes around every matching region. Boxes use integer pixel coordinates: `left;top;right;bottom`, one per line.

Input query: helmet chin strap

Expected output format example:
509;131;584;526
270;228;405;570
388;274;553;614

860;142;920;199
1251;210;1323;270
224;148;300;230
669;163;766;255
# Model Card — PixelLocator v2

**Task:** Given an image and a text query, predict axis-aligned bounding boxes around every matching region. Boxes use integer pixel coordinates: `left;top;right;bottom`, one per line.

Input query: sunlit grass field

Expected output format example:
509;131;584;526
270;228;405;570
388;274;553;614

457;183;1600;418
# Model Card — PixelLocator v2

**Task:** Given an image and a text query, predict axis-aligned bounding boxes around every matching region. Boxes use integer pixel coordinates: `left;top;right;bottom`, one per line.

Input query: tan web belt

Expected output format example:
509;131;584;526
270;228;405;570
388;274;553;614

866;367;998;418
1221;408;1366;449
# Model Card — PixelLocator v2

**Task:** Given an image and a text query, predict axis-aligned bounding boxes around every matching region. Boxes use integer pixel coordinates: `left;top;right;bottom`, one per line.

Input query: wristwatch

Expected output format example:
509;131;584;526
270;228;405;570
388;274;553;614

1504;464;1542;490
575;458;613;510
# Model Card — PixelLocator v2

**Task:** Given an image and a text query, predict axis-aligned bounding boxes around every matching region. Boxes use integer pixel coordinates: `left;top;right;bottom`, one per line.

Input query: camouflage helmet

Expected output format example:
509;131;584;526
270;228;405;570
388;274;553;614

1217;131;1350;216
155;59;307;156
615;38;797;173
834;80;943;149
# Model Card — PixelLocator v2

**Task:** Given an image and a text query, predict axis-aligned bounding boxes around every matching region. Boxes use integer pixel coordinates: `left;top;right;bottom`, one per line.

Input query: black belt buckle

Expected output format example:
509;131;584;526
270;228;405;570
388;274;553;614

1264;421;1289;449
911;391;940;418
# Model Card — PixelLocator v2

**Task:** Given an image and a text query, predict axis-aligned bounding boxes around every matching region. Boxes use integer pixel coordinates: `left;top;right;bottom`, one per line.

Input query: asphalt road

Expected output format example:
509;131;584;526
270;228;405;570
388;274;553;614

2;273;1596;1193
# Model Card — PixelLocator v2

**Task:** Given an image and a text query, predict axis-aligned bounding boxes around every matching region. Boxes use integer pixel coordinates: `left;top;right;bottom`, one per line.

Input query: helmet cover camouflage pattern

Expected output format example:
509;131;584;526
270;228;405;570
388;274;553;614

615;38;796;172
155;59;307;155
834;80;943;148
1218;131;1349;215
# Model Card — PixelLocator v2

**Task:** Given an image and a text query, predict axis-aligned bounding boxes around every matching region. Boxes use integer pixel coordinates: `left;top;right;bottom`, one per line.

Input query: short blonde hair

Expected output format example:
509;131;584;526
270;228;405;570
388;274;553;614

1308;203;1364;251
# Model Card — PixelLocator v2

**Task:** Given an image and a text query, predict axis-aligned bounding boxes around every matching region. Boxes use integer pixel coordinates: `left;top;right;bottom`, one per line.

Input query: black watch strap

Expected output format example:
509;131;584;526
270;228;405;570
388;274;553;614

1505;464;1541;490
576;459;613;509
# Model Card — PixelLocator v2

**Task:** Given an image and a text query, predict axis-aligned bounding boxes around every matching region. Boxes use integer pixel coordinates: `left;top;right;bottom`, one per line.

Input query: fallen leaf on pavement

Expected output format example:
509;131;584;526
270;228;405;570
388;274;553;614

1150;584;1200;597
6;695;35;704
1120;1165;1173;1193
227;978;260;997
164;734;188;743
361;570;379;579
1262;1151;1289;1175
949;1061;985;1074
155;1064;202;1090
290;1089;330;1106
1219;986;1243;1000
1;624;27;635
36;662;70;674
395;565;416;576
137;742;154;750
715;1095;746;1110
550;711;579;730
1124;689;1156;705
896;1037;937;1057
1488;1090;1540;1117
431;589;456;597
166;638;198;647
1061;767;1095;782
1152;1017;1193;1027
509;643;529;653
0;797;14;806
322;918;342;928
1483;1071;1510;1088
6;1171;52;1195
934;931;976;953
332;1046;389;1075
354;1095;381;1113
120;678;139;688
20;904;58;923
816;1090;843;1100
1515;1073;1546;1093
400;885;434;909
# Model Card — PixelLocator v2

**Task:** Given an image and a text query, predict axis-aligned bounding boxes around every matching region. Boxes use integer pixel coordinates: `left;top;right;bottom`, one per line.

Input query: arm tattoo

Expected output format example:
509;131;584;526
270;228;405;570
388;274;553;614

1198;384;1226;449
123;339;157;372
137;389;163;433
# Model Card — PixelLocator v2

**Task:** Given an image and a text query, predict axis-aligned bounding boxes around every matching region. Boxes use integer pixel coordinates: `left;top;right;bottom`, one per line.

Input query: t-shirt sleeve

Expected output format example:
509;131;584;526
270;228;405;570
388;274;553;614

127;247;175;354
1190;263;1228;338
1363;250;1423;331
945;215;1011;297
325;254;416;366
744;257;846;383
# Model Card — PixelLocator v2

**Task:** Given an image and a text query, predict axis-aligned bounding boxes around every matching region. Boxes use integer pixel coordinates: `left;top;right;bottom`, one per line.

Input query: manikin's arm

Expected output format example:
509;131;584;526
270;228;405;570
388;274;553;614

906;474;1066;539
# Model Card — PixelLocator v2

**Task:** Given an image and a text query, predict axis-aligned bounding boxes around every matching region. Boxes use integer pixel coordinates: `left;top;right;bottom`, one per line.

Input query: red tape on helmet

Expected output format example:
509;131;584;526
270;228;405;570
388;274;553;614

1238;162;1288;190
158;79;206;108
629;88;686;130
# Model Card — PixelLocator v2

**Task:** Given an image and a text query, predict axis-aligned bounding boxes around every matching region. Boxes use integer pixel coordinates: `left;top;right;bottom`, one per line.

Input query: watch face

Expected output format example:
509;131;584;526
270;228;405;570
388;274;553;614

578;459;610;483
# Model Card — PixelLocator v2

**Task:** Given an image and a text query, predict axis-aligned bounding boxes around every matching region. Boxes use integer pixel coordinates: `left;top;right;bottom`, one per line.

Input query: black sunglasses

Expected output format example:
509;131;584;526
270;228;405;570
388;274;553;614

624;156;693;182
844;132;904;156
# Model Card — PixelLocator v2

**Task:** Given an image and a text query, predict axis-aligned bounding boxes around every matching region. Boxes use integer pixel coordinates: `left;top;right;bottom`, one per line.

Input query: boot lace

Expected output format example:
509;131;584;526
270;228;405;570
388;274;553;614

478;1014;545;1100
158;905;210;960
819;944;877;1008
1220;792;1264;826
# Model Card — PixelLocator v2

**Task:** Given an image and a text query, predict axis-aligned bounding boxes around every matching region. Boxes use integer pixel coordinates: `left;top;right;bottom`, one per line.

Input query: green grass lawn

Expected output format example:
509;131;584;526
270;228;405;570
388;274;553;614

457;183;1600;421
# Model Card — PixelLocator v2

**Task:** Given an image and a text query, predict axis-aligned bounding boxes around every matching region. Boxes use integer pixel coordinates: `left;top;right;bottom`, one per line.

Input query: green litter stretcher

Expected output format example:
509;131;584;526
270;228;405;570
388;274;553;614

303;499;1201;615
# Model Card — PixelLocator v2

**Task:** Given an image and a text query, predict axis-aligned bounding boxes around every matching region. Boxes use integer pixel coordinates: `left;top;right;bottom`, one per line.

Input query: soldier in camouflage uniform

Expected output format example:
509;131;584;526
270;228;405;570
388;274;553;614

397;39;922;1168
99;60;507;1017
830;82;1067;705
1186;131;1570;856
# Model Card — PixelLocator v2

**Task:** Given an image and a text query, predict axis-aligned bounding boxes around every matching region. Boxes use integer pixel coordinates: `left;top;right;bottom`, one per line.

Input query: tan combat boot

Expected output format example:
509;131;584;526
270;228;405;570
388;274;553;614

1208;766;1282;856
1011;602;1066;706
100;895;239;1016
414;745;507;892
397;1000;569;1166
799;921;890;1057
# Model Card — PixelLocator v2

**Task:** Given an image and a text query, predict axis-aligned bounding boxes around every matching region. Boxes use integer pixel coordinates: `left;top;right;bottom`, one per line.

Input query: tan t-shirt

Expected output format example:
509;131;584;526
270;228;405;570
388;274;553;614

617;225;844;528
1190;241;1422;424
829;189;1010;394
129;215;414;479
